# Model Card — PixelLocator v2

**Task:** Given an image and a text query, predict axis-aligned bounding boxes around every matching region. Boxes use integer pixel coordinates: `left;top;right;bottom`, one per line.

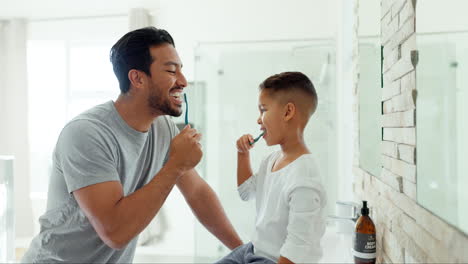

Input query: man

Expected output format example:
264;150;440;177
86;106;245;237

22;27;243;263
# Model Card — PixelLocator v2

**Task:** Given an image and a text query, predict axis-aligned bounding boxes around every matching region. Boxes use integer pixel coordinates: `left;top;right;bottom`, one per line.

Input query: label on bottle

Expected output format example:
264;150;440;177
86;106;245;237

353;232;376;262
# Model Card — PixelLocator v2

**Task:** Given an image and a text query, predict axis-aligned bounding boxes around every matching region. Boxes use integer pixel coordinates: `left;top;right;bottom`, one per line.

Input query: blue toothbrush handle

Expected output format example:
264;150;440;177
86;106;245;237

250;132;265;145
184;93;188;125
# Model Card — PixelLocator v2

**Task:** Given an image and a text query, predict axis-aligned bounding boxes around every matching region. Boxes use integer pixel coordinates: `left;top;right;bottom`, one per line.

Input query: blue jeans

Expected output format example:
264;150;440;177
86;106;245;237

215;243;276;264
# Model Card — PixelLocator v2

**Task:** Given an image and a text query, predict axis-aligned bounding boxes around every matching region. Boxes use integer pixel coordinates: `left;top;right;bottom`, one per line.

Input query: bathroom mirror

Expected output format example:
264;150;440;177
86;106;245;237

358;39;381;176
416;1;468;234
358;1;382;176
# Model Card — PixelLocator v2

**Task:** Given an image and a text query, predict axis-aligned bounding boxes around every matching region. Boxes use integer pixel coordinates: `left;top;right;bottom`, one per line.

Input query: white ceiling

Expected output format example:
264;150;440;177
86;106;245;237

0;0;162;19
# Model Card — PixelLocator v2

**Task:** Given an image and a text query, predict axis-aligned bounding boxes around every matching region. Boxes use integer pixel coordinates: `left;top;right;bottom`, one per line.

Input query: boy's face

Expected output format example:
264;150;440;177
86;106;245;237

257;90;285;146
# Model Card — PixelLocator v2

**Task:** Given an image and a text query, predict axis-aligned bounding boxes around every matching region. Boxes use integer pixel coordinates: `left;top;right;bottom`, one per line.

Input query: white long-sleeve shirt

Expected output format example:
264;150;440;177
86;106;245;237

238;151;327;263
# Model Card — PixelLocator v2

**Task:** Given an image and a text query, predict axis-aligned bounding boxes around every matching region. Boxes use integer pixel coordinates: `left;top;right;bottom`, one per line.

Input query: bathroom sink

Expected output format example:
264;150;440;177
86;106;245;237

133;223;353;263
320;223;353;263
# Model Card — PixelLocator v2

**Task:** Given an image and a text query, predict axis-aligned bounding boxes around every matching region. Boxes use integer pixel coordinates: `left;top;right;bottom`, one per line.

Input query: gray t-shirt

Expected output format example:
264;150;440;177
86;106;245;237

22;101;178;263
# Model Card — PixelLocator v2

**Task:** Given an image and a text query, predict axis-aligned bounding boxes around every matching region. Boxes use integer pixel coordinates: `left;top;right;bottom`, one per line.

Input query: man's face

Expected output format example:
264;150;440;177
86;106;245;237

146;44;187;117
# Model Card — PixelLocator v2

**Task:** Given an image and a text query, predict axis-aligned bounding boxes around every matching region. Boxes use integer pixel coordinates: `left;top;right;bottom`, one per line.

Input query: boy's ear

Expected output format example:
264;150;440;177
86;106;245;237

284;102;295;121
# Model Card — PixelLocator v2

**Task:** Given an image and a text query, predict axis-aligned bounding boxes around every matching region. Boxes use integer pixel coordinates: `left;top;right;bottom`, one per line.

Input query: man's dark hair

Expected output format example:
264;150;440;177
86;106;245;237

110;27;175;93
259;71;318;116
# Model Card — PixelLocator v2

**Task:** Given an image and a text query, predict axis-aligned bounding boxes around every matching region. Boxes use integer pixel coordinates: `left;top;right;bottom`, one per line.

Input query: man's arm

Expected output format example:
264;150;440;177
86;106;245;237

177;169;243;250
73;162;182;249
278;256;294;264
74;125;202;249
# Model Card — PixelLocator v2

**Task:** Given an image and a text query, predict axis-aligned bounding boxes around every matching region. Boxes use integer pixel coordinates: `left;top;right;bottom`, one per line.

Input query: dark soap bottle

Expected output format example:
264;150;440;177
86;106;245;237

353;201;376;264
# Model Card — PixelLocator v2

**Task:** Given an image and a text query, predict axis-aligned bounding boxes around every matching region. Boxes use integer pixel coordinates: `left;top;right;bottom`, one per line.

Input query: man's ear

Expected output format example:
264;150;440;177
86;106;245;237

128;69;146;90
284;102;296;121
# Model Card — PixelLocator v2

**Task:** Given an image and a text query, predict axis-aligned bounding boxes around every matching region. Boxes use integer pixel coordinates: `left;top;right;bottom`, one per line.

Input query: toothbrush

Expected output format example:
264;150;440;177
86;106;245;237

184;93;189;125
249;131;265;145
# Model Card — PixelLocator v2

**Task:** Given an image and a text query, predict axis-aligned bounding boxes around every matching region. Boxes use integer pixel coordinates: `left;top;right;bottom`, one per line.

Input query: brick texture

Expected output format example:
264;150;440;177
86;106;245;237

353;0;468;262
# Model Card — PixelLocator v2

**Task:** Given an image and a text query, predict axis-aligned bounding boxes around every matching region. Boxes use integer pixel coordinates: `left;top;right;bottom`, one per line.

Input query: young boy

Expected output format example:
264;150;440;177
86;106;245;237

216;72;327;264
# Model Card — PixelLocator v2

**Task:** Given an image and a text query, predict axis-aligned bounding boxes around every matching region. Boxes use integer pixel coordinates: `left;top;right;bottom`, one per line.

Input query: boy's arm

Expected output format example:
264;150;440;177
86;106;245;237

280;186;326;263
237;152;253;186
236;134;255;187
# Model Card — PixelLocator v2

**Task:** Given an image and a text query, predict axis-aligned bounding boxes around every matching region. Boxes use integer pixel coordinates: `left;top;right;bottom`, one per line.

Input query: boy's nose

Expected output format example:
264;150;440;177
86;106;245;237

257;116;262;124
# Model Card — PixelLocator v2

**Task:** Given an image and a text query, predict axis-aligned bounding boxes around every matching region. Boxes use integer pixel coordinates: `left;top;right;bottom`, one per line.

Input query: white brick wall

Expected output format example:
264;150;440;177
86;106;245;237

381;154;416;182
382;141;398;158
383;127;415;145
400;70;416;92
401;178;416;200
397;144;415;163
382;80;400;101
353;0;468;262
382;109;414;127
379;168;403;192
382;89;415;113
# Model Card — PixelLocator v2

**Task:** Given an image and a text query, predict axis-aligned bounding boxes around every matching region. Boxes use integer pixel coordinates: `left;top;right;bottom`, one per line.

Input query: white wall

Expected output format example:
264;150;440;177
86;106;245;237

0;20;35;238
2;0;339;81
151;0;338;80
359;0;468;37
417;0;468;33
358;0;381;37
334;0;357;203
0;0;158;19
0;23;6;153
28;16;128;41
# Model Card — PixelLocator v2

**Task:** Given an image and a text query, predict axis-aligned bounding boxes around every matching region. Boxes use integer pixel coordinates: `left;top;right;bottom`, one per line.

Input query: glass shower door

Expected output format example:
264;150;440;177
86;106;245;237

192;40;337;262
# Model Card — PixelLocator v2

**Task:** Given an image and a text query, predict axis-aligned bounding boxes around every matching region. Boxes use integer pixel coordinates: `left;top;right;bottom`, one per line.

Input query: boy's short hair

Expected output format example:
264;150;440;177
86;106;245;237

259;72;318;117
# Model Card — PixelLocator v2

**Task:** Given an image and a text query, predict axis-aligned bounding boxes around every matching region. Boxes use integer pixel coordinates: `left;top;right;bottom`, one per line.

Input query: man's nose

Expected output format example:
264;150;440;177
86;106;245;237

177;71;188;88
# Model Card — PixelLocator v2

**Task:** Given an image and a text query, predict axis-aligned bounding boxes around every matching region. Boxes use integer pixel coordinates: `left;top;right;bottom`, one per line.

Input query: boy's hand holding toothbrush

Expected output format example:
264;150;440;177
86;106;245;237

236;134;255;153
236;131;263;186
237;131;264;153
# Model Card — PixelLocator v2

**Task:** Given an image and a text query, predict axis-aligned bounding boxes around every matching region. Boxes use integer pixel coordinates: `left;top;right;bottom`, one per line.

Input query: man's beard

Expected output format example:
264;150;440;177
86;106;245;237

147;86;183;117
